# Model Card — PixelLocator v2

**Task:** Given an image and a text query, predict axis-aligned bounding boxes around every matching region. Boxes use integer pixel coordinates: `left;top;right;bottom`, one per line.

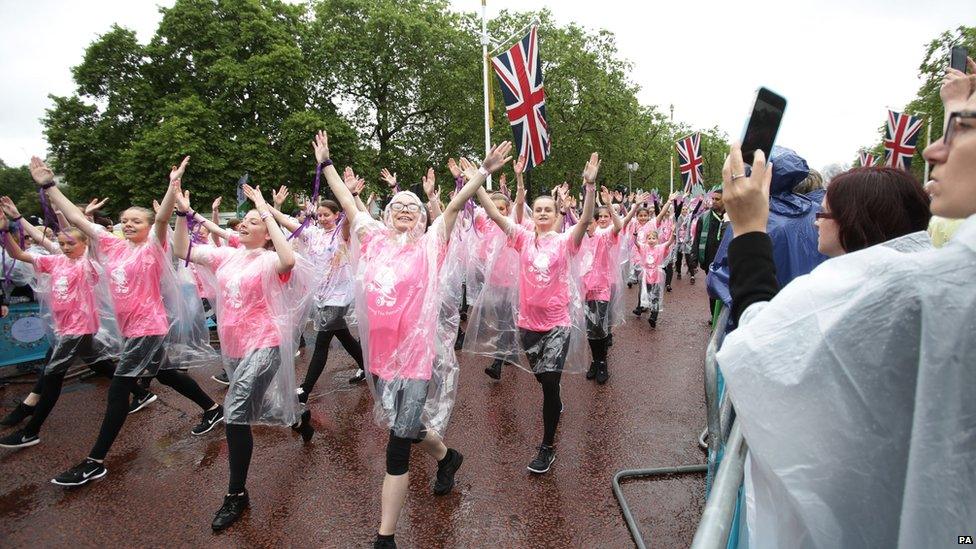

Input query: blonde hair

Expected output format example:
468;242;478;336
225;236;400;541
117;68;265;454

123;206;155;224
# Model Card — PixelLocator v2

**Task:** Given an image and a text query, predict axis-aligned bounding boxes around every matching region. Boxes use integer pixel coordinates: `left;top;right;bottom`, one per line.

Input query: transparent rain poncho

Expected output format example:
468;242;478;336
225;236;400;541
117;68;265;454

468;219;588;375
189;243;315;425
29;251;122;374
717;220;976;549
294;222;355;332
349;192;465;439
91;225;218;376
463;208;522;364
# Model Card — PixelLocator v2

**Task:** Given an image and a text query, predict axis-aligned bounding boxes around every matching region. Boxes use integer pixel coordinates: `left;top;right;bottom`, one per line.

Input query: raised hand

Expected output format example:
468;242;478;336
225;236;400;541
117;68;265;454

482;141;513;173
343;166;360;193
175;189;192;213
85;197;109;216
212;196;222;212
635;191;651;205
941;62;976;108
513;153;527;175
169;156;190;183
29;156;55;187
582;152;601;184
459;157;479;181
380;168;398;189
447;158;462;179
0;212;7;231
600;185;613;205
422;167;437;198
242;184;268;209
313;130;330;164
0;196;21;218
152;199;162;214
722;142;773;235
498;173;509;195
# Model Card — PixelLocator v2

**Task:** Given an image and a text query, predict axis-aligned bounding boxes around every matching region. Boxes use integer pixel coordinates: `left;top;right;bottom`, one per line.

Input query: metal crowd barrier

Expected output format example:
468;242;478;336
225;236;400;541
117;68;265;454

611;306;731;548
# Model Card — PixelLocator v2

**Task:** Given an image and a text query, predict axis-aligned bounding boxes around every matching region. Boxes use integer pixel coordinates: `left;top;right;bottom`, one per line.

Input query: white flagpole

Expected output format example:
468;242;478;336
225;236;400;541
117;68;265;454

923;116;931;182
481;0;492;190
669;104;675;195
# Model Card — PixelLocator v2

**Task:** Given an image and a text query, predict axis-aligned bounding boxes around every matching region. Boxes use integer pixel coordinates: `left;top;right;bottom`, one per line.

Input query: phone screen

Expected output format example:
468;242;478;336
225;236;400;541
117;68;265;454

741;87;787;165
950;45;968;73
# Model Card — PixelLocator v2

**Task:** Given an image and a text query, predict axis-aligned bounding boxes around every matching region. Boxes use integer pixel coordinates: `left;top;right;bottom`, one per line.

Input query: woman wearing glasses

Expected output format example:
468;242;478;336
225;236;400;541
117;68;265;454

714;59;976;549
312;130;512;549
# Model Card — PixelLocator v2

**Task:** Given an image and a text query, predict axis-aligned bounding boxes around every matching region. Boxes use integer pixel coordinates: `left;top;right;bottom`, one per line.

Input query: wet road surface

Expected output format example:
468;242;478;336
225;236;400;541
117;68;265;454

0;278;710;548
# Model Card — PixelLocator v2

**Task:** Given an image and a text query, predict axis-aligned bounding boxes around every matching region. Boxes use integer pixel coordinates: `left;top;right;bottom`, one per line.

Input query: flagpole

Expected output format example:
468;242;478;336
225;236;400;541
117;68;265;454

481;0;492;190
923;116;931;182
669;104;675;195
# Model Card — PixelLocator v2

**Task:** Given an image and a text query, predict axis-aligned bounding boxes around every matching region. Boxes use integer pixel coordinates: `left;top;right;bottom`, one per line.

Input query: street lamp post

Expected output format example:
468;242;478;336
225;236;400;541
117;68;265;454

625;162;639;194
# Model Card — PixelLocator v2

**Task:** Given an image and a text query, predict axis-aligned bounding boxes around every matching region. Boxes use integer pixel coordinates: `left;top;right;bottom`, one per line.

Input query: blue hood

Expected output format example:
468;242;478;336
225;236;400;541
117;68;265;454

769;146;815;218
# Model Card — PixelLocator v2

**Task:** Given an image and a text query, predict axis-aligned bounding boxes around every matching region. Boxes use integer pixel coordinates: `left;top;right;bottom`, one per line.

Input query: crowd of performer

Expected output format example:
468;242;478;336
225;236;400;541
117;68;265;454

0;57;973;548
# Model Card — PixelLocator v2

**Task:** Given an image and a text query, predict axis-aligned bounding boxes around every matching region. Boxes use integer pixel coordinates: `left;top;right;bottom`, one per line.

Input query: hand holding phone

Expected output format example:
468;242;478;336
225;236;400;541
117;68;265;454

740;87;787;165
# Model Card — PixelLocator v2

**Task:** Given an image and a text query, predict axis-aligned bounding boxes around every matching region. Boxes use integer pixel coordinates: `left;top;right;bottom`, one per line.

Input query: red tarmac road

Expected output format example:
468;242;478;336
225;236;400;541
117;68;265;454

0;277;710;548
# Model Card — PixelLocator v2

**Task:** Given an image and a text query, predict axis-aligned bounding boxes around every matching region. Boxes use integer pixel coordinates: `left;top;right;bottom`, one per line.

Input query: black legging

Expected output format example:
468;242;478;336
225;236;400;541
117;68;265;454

676;252;697;276
89;371;215;460
301;328;364;393
226;423;252;494
535;371;562;446
664;263;674;286
587;336;610;363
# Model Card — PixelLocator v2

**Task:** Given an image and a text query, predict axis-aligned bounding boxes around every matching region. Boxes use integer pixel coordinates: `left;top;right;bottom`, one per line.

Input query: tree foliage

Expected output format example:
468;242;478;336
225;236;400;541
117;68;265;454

42;0;725;215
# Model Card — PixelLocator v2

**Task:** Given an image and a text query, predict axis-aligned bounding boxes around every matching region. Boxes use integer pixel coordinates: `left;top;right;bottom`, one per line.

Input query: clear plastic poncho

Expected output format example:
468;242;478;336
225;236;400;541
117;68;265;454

579;226;626;339
717;221;976;549
91;225;218;376
295;222;355;332
29;251;122;374
463;208;522;364
190;243;314;425
349;192;465;439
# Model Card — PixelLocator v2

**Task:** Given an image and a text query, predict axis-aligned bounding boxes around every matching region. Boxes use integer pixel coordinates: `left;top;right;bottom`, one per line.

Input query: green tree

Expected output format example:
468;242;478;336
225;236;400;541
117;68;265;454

0;161;38;216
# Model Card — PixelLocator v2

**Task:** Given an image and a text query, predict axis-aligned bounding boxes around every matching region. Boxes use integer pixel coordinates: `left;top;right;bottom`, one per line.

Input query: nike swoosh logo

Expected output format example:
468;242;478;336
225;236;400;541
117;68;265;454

82;468;97;479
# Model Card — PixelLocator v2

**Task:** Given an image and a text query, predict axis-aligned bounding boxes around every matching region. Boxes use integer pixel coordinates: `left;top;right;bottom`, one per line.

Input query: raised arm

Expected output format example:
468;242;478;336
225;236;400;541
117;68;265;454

513;155;527;224
422;167;442;220
475;185;510;230
656;192;677;225
243;184;295;274
28;156;97;239
614;192;649;235
313;131;360;223
0;196;60;254
450;142;513;235
155;156;190;245
210;196;225;245
569;153;601;247
172;188;194;263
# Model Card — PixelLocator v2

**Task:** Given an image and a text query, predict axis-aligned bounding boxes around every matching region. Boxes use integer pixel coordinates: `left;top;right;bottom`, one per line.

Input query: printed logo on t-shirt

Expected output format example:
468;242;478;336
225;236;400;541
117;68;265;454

53;276;69;300
225;275;244;309
111;265;129;294
528;251;553;286
368;265;398;308
581;249;595;273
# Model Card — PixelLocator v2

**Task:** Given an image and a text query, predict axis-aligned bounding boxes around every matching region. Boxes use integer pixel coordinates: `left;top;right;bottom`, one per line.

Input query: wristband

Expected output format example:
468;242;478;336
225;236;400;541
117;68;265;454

352;192;360;197
174;211;188;217
11;216;23;222
320;159;334;168
478;166;490;177
40;182;56;190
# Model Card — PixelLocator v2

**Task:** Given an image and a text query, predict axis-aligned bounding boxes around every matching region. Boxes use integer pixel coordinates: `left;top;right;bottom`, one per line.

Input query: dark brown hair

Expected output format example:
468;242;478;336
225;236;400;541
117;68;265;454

825;167;931;253
318;200;340;214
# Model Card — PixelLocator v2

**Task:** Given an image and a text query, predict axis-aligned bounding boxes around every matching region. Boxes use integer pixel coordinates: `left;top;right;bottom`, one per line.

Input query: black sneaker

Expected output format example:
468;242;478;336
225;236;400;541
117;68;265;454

666;285;672;292
648;317;657;329
128;392;158;415
484;360;502;380
211;490;249;532
595;362;609;385
374;535;397;549
291;410;314;443
454;331;465;351
527;445;556;474
51;458;106;486
0;429;40;449
627;282;633;289
348;369;366;384
585;361;598;380
690;275;696;284
211;370;230;386
676;272;682;280
632;306;644;316
192;406;224;436
1;403;35;427
297;388;309;405
433;448;464;495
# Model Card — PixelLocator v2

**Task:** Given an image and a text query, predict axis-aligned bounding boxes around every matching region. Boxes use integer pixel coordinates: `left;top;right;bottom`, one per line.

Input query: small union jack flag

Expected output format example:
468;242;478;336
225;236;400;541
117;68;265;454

491;26;550;171
858;151;876;168
883;110;923;170
676;132;704;193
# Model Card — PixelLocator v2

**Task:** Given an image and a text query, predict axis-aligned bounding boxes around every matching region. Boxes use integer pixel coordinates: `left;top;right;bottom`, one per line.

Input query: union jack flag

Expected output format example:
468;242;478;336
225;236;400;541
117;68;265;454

883;110;923;170
858;151;876;168
676;132;704;193
491;26;550;170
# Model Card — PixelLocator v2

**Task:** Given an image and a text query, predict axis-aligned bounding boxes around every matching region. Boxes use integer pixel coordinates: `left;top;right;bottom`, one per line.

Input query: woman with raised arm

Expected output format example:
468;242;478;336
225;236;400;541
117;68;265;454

475;153;600;475
314;130;511;549
172;183;314;531
580;188;643;384
266;173;367;392
28;156;222;488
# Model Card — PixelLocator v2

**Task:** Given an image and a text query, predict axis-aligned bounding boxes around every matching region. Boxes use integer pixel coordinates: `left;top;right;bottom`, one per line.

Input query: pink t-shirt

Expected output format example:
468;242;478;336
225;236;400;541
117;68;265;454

33;254;100;336
194;245;289;359
580;228;619;302
355;212;448;381
226;233;242;248
641;242;672;284
508;224;578;332
473;212;518;287
629;220;653;265
96;230;169;338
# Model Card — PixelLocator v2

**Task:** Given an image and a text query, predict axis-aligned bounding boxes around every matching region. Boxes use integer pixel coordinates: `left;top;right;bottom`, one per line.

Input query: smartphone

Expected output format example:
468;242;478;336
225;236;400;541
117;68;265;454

950;45;968;72
741;87;787;165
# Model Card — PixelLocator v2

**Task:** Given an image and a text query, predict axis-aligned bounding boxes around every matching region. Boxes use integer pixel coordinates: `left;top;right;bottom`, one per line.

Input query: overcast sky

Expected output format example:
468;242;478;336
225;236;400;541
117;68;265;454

0;0;968;172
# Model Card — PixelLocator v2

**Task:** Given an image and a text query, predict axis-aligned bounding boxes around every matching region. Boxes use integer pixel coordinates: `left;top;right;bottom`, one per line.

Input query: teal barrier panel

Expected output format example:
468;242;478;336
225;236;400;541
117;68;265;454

0;302;50;369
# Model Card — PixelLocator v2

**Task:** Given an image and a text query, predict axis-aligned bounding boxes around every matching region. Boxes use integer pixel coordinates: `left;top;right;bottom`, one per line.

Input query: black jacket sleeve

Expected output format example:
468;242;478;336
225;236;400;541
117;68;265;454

729;231;779;326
